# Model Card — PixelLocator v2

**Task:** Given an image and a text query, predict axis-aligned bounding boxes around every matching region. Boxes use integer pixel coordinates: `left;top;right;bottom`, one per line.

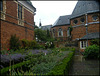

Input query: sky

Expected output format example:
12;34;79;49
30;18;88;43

32;1;78;26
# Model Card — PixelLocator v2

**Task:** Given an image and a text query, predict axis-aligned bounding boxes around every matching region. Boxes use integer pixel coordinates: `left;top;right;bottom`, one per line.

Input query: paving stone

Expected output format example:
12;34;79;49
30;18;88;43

69;50;99;75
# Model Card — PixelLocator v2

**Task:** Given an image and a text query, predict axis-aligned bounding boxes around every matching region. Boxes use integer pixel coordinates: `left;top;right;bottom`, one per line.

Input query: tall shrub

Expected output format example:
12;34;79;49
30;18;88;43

9;34;21;51
83;45;99;59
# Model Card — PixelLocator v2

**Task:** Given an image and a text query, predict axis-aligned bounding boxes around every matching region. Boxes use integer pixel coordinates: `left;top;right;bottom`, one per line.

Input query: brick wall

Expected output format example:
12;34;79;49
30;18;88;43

51;25;70;41
1;1;35;50
71;12;100;41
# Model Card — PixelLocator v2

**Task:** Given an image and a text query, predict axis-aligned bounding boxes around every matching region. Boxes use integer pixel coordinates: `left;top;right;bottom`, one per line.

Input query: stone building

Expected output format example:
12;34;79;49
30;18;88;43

0;0;36;50
70;1;100;52
51;15;71;41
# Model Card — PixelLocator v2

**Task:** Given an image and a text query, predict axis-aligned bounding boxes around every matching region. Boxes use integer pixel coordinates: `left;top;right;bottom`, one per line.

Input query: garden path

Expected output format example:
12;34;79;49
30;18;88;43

69;50;99;75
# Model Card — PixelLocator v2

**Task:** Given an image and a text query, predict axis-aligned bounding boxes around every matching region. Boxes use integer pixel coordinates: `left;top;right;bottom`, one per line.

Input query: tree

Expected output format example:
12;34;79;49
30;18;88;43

34;29;47;42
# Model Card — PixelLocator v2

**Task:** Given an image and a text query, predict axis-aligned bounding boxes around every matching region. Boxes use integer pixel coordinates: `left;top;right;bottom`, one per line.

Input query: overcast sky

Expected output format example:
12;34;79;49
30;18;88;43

32;1;78;26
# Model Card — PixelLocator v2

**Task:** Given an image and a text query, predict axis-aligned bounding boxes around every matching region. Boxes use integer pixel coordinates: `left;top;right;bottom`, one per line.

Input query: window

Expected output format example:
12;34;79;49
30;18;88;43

18;4;24;26
73;20;78;24
67;28;70;37
53;29;55;38
80;17;85;23
18;4;22;20
0;0;3;11
80;41;87;49
92;14;98;21
0;0;6;20
58;28;63;37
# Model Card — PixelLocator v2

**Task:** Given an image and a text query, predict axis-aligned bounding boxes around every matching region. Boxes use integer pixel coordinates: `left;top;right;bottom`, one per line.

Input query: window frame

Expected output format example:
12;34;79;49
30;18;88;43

58;28;63;37
80;41;87;49
17;3;24;26
0;0;6;20
92;14;99;21
80;17;85;23
73;19;78;25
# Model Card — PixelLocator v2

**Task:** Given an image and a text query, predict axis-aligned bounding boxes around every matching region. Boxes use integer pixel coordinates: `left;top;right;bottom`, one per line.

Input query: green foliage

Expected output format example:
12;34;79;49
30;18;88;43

47;52;74;75
34;28;54;42
32;62;56;74
9;34;21;51
90;39;100;46
83;45;99;59
34;29;47;42
21;39;42;49
1;60;31;75
1;47;75;75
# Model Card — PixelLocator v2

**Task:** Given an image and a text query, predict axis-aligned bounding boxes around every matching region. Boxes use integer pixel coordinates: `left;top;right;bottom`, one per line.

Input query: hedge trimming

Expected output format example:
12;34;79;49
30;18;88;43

47;50;75;75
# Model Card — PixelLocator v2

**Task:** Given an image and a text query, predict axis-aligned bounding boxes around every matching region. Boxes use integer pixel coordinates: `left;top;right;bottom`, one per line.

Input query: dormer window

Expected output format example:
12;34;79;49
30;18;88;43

80;17;85;23
73;20;78;25
92;14;98;21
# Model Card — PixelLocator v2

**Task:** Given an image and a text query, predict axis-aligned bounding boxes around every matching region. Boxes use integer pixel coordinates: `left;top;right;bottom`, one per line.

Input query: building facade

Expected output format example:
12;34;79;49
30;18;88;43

0;0;36;50
51;15;71;41
70;1;100;52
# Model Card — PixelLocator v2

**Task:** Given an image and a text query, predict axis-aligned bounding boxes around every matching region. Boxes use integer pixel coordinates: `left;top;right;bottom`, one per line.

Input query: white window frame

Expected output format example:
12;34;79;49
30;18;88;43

80;41;87;49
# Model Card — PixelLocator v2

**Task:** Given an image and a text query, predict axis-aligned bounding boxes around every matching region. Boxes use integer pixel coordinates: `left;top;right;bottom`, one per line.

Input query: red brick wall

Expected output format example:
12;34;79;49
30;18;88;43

71;12;100;41
1;1;35;50
51;25;70;41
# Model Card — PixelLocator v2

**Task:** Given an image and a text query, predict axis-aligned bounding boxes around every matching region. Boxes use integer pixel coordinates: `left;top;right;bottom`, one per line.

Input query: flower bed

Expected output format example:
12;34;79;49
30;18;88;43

1;47;75;75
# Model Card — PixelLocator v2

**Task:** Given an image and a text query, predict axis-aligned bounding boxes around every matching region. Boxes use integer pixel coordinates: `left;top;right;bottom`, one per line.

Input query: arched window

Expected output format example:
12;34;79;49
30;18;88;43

73;19;78;25
58;28;63;37
80;17;85;23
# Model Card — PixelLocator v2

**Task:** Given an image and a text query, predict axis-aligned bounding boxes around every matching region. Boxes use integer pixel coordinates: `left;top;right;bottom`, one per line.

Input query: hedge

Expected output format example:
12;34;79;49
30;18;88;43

1;60;31;75
47;50;75;75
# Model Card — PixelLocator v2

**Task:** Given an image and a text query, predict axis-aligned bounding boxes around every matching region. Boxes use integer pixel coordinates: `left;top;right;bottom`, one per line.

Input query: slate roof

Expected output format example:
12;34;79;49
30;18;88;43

26;0;36;12
41;25;52;31
52;15;71;27
80;32;100;40
71;0;100;19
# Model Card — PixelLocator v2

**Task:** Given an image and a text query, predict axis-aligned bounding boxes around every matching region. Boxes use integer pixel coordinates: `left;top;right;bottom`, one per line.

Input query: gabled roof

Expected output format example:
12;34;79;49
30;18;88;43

52;15;71;27
80;32;100;40
71;0;100;19
41;25;52;31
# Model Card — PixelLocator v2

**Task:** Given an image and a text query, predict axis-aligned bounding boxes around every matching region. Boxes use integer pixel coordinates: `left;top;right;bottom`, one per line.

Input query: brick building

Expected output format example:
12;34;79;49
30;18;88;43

70;1;100;52
51;15;71;41
51;0;99;51
0;0;36;50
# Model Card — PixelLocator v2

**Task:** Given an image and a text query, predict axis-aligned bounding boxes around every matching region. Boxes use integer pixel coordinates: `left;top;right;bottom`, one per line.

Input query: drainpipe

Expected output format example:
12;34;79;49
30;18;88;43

85;13;88;47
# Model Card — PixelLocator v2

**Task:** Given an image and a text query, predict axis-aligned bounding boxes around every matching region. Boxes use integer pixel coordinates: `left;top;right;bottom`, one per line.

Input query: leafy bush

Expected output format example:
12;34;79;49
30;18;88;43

9;34;21;51
21;39;40;49
47;51;75;75
83;45;99;59
90;39;100;46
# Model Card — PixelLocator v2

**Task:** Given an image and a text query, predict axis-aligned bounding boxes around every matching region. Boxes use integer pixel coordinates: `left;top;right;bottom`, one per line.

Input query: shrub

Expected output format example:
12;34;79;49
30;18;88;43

90;39;100;46
47;51;75;75
9;34;21;51
21;39;39;49
83;45;99;59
